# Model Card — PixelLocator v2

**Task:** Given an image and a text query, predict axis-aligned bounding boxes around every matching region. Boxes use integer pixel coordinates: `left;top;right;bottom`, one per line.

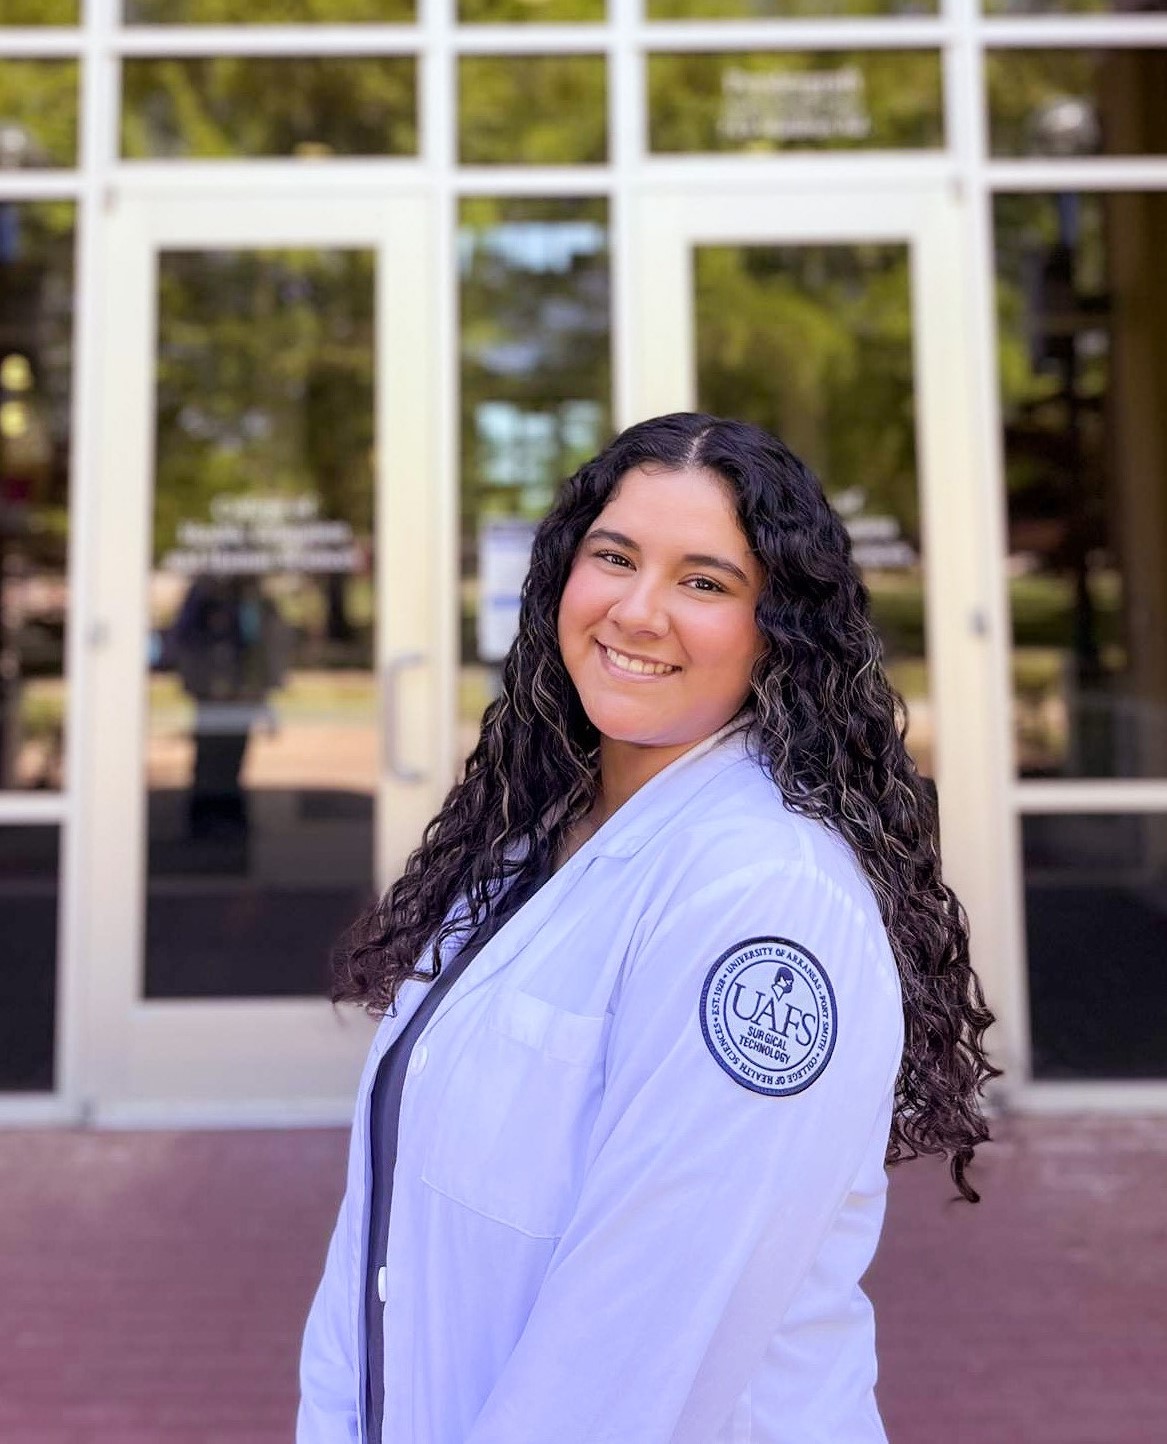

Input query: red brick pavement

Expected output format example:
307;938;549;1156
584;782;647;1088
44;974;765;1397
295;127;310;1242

0;1116;1164;1443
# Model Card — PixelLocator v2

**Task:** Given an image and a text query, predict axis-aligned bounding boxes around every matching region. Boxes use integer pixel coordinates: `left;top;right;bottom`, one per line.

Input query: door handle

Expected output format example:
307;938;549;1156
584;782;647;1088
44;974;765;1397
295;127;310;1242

383;651;428;783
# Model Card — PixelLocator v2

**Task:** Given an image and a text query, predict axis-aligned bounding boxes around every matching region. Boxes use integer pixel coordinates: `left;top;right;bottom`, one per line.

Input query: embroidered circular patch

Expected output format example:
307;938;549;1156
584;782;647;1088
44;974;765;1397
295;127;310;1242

700;936;838;1097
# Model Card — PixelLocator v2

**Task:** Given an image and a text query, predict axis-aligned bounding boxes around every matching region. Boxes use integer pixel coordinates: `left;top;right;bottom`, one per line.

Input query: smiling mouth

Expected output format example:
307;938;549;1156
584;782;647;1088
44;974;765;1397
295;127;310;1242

598;642;680;677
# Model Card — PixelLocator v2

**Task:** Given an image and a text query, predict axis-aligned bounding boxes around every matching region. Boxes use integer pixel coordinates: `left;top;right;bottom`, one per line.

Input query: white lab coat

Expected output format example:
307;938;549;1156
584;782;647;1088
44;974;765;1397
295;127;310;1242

299;724;904;1444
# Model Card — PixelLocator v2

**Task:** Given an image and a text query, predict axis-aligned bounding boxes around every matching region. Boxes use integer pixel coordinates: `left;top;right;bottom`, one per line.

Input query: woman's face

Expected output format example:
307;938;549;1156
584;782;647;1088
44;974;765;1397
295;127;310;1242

557;464;766;760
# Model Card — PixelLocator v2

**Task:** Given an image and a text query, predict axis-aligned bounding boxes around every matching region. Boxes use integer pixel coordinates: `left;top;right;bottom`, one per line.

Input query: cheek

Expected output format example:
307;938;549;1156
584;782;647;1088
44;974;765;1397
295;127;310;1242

558;567;604;649
692;610;763;676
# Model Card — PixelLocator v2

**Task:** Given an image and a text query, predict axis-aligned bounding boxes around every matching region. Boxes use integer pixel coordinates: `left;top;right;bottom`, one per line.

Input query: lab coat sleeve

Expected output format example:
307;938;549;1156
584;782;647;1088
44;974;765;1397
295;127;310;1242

463;857;904;1444
297;1192;360;1443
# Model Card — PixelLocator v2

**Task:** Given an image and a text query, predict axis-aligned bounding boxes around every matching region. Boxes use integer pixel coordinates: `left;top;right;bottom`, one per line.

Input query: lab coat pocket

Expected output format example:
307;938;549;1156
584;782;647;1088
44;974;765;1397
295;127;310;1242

421;985;608;1239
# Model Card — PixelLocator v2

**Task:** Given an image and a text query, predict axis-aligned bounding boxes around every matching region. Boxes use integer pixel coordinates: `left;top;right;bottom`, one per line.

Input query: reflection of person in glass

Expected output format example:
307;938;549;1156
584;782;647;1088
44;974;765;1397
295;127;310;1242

299;415;998;1444
170;575;290;838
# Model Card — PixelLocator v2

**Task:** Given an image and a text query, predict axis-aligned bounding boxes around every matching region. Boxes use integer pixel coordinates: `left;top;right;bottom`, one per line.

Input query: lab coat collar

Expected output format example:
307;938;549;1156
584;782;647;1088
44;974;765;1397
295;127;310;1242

584;716;756;860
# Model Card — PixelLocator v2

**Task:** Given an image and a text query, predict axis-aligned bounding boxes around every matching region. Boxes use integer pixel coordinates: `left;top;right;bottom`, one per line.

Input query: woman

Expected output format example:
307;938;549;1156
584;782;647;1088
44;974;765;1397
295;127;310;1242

299;413;997;1444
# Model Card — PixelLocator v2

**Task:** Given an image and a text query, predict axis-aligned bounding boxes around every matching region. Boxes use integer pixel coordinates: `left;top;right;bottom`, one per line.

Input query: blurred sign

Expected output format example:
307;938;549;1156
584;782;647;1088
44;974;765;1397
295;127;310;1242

477;518;537;663
718;67;872;145
834;488;917;570
162;493;360;576
847;515;918;570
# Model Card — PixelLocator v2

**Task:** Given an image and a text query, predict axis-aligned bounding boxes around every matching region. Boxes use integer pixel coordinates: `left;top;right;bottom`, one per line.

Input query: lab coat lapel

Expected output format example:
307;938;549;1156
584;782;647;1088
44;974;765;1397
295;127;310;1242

425;721;752;1020
420;836;598;1029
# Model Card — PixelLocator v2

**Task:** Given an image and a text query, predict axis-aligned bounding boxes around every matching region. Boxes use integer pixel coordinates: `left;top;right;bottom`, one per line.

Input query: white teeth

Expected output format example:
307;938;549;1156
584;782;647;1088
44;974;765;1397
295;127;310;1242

603;646;676;676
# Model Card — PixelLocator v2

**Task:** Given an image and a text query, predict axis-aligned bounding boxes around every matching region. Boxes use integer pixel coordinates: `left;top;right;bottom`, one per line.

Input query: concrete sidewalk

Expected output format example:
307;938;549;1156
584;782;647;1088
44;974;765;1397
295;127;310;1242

1;1116;1164;1443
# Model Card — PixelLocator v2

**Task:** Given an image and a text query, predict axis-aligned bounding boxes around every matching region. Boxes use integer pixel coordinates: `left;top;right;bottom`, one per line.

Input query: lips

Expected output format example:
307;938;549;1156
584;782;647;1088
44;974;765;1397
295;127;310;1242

598;642;680;677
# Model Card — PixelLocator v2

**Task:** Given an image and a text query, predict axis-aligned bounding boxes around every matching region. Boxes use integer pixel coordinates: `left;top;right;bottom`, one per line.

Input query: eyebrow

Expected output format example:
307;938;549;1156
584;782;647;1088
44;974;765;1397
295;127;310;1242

585;528;752;587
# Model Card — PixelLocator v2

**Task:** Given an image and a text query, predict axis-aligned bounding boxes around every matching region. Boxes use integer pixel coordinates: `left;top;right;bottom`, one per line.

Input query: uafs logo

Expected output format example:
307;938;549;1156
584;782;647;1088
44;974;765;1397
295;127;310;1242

700;937;837;1097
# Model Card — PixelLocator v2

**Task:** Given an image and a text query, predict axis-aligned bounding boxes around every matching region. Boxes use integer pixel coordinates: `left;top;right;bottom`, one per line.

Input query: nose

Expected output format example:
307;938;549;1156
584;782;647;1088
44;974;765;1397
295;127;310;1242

607;573;669;636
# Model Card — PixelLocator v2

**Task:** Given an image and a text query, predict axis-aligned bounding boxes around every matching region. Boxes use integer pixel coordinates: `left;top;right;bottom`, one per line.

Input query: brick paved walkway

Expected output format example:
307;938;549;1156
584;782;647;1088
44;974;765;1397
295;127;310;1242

1;1116;1164;1443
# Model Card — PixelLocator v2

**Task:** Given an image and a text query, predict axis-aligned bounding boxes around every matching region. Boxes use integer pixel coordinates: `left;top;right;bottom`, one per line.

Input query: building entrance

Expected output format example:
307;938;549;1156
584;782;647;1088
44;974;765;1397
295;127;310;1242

77;189;448;1122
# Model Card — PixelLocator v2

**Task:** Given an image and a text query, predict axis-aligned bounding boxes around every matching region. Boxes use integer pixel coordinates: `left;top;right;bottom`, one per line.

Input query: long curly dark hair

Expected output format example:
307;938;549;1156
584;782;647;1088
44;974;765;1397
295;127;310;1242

335;413;999;1201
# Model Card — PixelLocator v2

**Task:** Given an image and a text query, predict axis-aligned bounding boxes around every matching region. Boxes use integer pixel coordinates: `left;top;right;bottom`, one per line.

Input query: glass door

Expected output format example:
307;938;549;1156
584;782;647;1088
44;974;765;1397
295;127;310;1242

629;186;1008;1024
80;190;447;1120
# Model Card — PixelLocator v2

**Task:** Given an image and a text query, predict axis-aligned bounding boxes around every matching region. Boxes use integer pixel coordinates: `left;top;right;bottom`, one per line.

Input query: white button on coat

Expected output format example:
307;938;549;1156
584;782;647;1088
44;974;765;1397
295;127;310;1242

298;726;905;1444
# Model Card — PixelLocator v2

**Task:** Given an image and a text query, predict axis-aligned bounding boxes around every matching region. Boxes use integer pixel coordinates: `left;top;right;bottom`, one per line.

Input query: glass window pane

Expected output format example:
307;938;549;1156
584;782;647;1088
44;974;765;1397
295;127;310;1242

124;0;414;19
985;0;1164;14
1;0;77;20
988;51;1167;158
121;58;417;161
694;243;932;775
458;198;611;757
1024;813;1167;1079
0;62;78;170
649;52;944;154
145;249;377;999
996;192;1167;780
650;0;935;14
460;0;604;18
459;57;607;165
0;826;58;1092
1;201;74;793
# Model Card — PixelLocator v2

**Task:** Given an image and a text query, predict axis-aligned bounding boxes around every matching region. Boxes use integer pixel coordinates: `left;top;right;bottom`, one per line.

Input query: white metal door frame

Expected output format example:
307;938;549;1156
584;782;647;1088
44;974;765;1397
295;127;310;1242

627;183;1015;1088
77;186;450;1124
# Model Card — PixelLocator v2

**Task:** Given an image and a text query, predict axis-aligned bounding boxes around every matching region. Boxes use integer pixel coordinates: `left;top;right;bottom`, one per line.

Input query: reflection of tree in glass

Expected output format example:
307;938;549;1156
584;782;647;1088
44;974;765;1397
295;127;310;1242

121;57;416;160
648;0;934;14
0;202;74;787
458;0;604;19
694;244;925;671
996;193;1111;773
987;50;1167;159
458;199;611;659
0;0;77;20
696;245;917;536
987;52;1098;159
458;57;607;164
153;249;375;655
0;62;78;169
995;190;1167;778
994;192;1110;601
982;0;1162;17
125;0;413;21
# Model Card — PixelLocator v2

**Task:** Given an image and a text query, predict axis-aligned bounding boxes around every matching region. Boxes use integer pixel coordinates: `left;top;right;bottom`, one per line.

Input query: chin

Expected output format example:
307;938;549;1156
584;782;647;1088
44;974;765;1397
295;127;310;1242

585;703;713;752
